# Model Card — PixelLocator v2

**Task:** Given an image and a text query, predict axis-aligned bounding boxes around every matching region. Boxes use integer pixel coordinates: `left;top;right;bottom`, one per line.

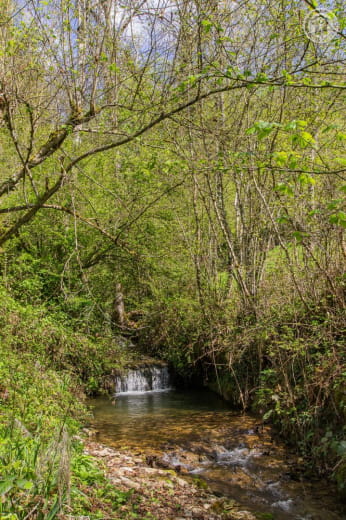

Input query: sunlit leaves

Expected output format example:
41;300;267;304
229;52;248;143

275;183;294;196
298;173;316;186
291;131;316;148
335;157;346;166
201;19;213;33
283;120;308;131
246;120;280;139
336;131;346;141
176;74;202;92
247;119;316;149
273;151;301;169
273;151;289;166
328;196;346;228
108;63;120;73
292;230;309;243
329;211;346;228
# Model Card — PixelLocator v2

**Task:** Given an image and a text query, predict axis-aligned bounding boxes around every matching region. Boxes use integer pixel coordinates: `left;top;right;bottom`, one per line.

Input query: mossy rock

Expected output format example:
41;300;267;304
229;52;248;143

126;357;168;369
193;476;208;489
255;513;274;520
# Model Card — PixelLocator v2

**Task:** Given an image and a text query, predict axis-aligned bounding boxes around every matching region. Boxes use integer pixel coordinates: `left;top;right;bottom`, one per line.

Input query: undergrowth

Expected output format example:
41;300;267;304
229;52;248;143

0;288;138;519
139;295;346;498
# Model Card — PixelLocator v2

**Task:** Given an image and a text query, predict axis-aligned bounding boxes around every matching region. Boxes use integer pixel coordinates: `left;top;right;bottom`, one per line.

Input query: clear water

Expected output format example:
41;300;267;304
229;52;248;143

89;390;346;520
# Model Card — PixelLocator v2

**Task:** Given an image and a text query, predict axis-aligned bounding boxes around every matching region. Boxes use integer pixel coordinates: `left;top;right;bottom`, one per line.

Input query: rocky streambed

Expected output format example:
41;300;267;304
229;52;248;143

88;390;346;520
84;440;258;520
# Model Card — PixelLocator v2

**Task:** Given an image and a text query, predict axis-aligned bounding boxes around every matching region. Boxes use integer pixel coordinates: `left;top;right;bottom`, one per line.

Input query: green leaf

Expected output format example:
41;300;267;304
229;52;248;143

246;121;280;139
335;157;346;166
322;124;338;133
292;230;309;242
0;479;15;495
330;211;346;228
46;497;61;520
328;199;343;210
108;63;120;73
336;131;346;141
16;479;34;491
275;183;294;196
246;126;257;135
298;173;316;186
300;131;315;144
276;214;289;224
255;72;269;83
273;151;288;166
292;131;315;148
263;409;273;421
225;66;236;78
201;19;213;33
284;119;308;131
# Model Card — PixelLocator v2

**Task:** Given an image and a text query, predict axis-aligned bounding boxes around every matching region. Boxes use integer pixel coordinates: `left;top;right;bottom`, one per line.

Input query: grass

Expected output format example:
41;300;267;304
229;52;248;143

0;288;140;519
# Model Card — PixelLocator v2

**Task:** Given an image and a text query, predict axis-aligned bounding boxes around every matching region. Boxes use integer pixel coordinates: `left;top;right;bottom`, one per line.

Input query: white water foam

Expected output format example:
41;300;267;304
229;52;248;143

115;366;172;394
116;388;173;395
272;499;294;511
216;446;261;466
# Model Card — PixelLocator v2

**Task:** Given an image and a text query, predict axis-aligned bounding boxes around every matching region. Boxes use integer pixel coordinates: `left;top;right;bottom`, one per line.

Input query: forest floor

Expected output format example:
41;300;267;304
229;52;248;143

83;440;257;520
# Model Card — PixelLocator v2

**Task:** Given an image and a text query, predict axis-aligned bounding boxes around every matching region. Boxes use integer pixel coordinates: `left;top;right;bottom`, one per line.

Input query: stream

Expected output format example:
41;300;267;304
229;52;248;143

89;382;345;520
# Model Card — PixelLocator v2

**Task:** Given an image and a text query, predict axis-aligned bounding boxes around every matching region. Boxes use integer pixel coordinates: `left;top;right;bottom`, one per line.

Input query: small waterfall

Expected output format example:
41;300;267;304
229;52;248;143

115;365;171;394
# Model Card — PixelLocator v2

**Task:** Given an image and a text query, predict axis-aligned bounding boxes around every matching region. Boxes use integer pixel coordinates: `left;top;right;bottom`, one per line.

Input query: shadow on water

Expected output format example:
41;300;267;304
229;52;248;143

89;390;346;520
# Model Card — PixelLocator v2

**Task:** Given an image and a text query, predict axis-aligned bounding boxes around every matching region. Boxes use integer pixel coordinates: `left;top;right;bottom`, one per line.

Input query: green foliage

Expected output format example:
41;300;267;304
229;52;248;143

0;423;69;519
0;339;81;518
0;287;139;519
252;309;345;488
0;286;131;395
246;120;280;139
1;0;346;501
0;423;135;519
138;295;204;377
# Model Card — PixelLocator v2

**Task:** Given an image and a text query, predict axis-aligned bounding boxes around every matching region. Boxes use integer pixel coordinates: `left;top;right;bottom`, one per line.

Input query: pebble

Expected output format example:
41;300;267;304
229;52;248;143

119;476;141;489
175;477;189;487
85;441;256;520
